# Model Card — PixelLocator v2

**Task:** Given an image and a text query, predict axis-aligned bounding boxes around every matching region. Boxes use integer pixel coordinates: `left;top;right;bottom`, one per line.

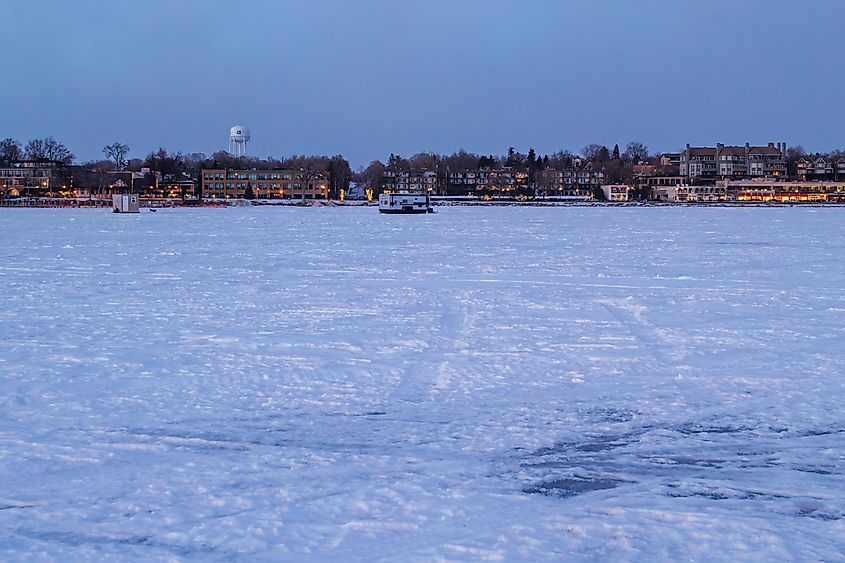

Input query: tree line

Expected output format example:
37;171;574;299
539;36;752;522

5;135;845;191
357;142;656;189
0;136;353;198
0;137;74;165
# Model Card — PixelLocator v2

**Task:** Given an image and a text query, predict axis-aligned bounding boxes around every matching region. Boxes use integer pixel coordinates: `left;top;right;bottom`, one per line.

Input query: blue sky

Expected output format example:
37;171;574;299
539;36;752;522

3;0;843;168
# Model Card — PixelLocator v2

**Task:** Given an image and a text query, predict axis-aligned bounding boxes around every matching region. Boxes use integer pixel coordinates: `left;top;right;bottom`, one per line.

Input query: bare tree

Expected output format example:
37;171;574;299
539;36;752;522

623;141;649;163
103;142;130;170
548;150;576;169
581;144;603;161
535;168;554;197
442;149;481;172
24;139;47;161
144;148;183;176
296;165;321;202
0;138;22;163
24;137;73;164
43;137;74;164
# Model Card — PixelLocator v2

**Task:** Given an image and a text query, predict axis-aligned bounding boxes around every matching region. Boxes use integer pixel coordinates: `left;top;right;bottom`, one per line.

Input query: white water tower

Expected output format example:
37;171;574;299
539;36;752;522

229;125;250;156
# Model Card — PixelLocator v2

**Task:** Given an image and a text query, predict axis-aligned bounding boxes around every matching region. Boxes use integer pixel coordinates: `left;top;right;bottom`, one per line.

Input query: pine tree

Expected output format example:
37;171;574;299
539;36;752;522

612;144;620;160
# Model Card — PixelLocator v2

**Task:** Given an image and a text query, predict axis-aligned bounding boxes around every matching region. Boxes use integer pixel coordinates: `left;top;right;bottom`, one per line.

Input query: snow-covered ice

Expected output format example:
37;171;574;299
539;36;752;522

1;206;844;560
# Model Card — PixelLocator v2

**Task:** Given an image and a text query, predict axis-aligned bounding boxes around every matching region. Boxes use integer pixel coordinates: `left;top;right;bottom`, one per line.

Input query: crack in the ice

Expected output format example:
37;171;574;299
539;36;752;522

9;528;227;557
524;477;625;498
520;420;845;503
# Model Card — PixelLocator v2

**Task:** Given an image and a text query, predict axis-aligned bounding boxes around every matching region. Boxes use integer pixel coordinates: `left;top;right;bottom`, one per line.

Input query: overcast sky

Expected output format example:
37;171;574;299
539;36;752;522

3;0;843;168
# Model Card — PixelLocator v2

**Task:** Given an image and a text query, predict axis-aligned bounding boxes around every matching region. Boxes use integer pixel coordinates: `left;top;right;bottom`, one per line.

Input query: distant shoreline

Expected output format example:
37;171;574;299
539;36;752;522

2;198;845;210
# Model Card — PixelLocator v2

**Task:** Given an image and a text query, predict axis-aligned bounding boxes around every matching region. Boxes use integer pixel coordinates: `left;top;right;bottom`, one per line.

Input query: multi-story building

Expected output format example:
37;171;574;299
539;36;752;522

201;168;328;199
796;156;845;181
144;173;198;199
0;161;71;197
447;167;529;197
679;142;787;181
382;170;438;193
542;166;605;198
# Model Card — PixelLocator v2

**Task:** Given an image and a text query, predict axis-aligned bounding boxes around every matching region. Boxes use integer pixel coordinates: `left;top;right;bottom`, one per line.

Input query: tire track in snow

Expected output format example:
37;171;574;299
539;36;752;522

599;298;682;373
427;293;473;401
384;291;474;405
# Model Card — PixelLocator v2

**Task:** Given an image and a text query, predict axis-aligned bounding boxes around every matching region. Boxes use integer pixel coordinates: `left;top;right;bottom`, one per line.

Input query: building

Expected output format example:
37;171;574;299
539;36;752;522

69;168;137;199
151;173;198;199
201;168;329;199
635;175;687;200
656;153;681;177
382;170;438;193
725;179;845;202
0;161;71;197
630;170;686;200
796;156;845;181
632;164;657;177
660;153;681;168
679;142;787;181
601;184;630;202
541;165;605;198
447;167;529;197
0;162;139;200
654;184;728;202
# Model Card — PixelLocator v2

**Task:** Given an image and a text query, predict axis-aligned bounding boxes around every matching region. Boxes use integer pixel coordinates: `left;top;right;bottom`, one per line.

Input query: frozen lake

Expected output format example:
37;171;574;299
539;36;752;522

1;206;844;560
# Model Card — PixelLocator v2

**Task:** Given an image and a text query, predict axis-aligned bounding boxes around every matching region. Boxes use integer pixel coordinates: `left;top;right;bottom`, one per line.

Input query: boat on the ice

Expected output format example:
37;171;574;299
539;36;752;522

378;190;435;214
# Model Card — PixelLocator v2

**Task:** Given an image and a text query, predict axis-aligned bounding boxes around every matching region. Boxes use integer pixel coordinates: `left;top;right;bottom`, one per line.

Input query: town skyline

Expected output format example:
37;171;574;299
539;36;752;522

4;0;845;168
1;132;842;171
6;134;845;205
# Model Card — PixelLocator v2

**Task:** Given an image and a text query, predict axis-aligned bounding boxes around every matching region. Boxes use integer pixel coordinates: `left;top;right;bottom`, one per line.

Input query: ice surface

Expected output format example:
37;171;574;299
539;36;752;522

1;206;844;560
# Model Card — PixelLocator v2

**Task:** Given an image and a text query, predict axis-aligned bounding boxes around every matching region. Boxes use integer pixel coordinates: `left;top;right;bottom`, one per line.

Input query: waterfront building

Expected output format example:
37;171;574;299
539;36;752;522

635;175;687;200
654;184;728;202
551;168;604;198
679;142;787;181
447;167;529;197
0;161;71;197
725;179;845;202
382;170;438;193
201;168;328;199
0;164;150;202
150;173;198;199
539;165;605;198
796;156;845;181
68;169;137;199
